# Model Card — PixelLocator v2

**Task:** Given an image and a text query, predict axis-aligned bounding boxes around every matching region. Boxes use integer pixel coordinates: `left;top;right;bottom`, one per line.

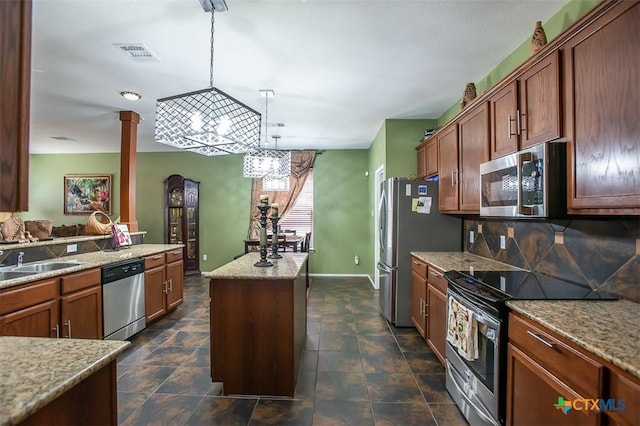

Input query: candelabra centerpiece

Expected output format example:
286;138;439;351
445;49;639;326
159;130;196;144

268;203;282;259
254;195;273;267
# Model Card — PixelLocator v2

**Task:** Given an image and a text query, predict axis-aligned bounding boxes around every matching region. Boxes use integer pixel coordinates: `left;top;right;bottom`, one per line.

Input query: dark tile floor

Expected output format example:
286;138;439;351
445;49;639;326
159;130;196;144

117;275;468;425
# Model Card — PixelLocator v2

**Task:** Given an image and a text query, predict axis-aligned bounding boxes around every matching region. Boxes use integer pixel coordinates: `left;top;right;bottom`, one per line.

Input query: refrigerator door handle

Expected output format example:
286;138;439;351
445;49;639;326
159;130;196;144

377;261;395;273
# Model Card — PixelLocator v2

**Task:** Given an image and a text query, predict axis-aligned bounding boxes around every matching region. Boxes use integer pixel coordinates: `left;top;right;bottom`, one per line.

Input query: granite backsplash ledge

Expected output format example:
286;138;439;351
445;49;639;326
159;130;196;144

463;217;639;302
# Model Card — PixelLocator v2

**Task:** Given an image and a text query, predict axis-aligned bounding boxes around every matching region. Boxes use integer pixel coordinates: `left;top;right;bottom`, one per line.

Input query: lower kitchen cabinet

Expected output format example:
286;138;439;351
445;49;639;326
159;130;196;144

0;268;102;339
144;249;184;323
506;312;605;426
410;256;427;337
425;265;447;364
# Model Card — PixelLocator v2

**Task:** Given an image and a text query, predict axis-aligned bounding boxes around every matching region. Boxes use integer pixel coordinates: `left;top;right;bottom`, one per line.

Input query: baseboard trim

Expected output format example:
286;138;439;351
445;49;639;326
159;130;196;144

309;273;375;288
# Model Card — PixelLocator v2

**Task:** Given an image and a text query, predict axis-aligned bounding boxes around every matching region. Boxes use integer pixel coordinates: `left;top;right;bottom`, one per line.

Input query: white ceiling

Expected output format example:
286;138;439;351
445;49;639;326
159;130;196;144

29;0;569;154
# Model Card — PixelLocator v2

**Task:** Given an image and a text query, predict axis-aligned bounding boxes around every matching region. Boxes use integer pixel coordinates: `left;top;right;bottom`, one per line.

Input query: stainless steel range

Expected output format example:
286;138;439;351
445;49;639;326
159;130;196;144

443;270;615;426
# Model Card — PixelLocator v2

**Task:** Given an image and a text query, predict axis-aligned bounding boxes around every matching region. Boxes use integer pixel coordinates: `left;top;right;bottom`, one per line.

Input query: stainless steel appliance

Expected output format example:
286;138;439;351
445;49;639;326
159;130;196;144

102;258;145;340
480;141;566;218
443;270;616;425
377;178;461;327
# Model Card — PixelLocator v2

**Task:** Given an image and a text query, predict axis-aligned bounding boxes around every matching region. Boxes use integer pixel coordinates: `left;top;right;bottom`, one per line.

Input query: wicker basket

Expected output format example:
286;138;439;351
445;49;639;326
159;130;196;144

24;220;53;239
85;211;113;235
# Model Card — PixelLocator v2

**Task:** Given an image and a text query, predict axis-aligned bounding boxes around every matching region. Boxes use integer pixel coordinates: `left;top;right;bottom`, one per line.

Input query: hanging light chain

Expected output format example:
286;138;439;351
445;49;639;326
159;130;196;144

209;10;215;87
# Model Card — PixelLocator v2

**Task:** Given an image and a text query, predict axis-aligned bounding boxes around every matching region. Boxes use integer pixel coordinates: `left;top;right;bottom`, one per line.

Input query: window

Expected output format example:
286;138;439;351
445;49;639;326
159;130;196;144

280;169;313;245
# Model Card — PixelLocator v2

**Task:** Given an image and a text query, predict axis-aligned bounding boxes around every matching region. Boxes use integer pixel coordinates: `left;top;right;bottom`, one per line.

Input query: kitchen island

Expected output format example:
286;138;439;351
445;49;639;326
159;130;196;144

204;252;308;397
0;336;129;426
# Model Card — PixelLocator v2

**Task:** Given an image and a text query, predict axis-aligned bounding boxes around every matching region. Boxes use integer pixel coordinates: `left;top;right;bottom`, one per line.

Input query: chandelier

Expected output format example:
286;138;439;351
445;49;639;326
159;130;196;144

243;90;292;191
154;3;261;156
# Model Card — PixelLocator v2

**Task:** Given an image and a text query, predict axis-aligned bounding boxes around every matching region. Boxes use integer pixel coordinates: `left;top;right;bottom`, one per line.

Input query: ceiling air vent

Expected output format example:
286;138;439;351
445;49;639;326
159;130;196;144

114;44;159;62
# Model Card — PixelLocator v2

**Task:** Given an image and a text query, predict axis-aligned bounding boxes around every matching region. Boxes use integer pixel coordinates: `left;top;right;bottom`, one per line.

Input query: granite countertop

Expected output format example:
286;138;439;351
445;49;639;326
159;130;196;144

0;243;183;290
204;252;308;280
507;299;640;379
0;336;130;426
410;251;524;273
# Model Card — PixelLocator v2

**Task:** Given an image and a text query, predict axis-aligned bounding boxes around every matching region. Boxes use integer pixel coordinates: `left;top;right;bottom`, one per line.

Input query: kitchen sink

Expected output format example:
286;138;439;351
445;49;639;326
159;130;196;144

0;271;37;281
11;261;88;273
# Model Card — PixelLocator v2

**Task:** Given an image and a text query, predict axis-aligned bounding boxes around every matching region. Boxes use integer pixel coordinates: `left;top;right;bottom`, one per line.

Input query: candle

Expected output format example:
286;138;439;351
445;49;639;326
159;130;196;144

271;202;279;215
260;194;269;204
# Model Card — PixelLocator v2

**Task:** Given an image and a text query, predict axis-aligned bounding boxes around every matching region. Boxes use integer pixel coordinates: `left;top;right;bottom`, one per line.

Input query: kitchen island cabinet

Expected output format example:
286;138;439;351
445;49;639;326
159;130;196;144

205;252;308;397
0;336;129;426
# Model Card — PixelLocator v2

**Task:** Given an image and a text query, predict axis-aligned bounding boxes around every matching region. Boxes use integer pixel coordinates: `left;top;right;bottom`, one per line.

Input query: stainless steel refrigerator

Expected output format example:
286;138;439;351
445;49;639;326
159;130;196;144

377;177;461;327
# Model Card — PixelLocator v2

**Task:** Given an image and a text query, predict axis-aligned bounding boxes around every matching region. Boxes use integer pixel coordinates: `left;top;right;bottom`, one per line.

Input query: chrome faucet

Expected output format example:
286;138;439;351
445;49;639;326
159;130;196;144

17;252;24;267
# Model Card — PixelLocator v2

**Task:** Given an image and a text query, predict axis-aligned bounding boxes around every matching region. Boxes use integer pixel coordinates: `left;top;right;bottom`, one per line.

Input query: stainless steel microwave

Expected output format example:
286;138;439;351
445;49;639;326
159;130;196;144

480;141;566;218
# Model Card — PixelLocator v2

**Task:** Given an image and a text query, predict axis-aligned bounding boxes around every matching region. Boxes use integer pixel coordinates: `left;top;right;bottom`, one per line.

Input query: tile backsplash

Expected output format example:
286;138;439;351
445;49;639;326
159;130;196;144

464;217;640;302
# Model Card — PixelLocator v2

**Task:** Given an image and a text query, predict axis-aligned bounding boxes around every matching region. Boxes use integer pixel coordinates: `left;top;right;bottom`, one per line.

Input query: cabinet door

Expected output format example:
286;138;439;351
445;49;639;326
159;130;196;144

0;300;58;337
490;81;519;158
416;143;426;179
458;101;489;212
425;138;438;178
426;284;446;364
437;124;459;211
410;272;426;337
60;285;102;339
144;266;167;322
563;2;640;214
0;0;31;212
166;260;184;310
506;343;599;426
518;50;561;149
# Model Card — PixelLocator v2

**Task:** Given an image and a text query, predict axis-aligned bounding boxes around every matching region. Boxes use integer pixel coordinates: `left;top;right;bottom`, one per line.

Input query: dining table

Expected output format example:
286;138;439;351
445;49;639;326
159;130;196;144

244;233;304;253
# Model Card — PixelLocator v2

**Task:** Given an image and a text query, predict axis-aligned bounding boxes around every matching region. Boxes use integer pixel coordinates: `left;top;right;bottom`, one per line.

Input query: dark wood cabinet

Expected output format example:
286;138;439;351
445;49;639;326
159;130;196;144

425;265;447;364
562;1;639;215
518;50;561;149
164;174;200;275
490;81;519;159
458;101;490;212
0;0;31;212
416;137;438;179
437;124;459;212
60;285;102;339
0;269;102;339
144;249;184;324
410;256;427;337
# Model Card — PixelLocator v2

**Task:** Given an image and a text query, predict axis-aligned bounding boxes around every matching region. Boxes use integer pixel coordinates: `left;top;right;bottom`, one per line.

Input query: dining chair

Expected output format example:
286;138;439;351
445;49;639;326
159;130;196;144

244;239;261;254
301;232;312;252
281;229;297;235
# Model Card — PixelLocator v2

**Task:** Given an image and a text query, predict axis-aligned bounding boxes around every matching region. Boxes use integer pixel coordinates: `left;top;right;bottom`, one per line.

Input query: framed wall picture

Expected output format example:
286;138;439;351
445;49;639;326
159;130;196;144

64;174;112;215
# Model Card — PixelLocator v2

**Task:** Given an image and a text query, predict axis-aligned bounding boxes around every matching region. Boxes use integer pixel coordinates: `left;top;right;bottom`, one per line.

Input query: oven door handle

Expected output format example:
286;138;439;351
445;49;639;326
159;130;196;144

447;290;500;331
446;360;500;426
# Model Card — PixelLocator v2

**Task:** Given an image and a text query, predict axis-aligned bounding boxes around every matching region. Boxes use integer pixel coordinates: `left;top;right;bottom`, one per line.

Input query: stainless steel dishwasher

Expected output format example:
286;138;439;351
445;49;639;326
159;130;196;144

102;258;145;340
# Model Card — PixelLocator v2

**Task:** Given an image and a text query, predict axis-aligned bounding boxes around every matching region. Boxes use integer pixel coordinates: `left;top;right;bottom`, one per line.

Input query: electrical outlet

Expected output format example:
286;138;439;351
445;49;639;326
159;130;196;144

500;235;506;250
67;244;77;253
354;255;359;265
202;254;208;261
469;230;474;243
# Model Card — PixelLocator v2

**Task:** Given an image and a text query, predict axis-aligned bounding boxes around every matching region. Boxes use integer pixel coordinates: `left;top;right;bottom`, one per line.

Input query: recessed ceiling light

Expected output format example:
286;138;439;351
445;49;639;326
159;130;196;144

120;91;142;101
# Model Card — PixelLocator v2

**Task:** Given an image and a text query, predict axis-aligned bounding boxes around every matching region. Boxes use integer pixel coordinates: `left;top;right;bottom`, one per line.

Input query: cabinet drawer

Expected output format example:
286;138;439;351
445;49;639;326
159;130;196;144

0;279;58;315
61;268;100;294
427;266;447;294
145;254;165;269
608;368;640;426
509;313;602;396
411;257;427;280
165;249;183;264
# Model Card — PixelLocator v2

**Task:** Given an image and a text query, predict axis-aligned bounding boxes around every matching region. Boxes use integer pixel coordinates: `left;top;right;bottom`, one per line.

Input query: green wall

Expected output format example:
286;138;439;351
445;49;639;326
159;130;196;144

384;119;437;178
24;150;370;275
438;0;599;125
313;150;371;274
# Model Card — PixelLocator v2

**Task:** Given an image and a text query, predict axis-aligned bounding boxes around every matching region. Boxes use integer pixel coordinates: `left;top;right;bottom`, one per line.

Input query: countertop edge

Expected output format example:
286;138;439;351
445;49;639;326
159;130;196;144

507;300;640;379
4;340;130;426
204;253;308;280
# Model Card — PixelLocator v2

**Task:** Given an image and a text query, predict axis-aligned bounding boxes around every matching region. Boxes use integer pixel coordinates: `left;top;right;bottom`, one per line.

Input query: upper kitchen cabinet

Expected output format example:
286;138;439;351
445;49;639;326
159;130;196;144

416;137;438;179
489;51;561;159
439;102;489;213
562;1;639;215
0;0;31;212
